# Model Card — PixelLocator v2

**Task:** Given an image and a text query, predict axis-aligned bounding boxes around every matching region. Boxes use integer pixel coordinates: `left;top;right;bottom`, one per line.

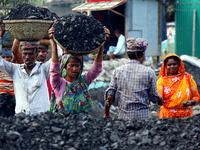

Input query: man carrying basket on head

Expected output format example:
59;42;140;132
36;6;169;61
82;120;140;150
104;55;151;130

0;19;52;115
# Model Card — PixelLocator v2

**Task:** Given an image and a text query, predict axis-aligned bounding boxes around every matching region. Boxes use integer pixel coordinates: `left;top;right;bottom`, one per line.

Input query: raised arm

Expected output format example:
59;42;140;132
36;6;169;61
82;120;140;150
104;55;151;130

84;44;104;85
12;39;23;64
49;27;59;63
95;43;104;63
0;20;14;77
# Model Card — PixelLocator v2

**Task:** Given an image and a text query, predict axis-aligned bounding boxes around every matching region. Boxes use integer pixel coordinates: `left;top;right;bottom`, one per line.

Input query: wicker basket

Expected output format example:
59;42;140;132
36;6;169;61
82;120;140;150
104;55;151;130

2;28;14;48
53;35;105;56
3;20;53;41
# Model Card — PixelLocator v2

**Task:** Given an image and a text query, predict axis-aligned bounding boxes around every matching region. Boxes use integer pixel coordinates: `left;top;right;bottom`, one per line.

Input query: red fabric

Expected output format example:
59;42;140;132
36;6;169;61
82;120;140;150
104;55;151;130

47;77;52;100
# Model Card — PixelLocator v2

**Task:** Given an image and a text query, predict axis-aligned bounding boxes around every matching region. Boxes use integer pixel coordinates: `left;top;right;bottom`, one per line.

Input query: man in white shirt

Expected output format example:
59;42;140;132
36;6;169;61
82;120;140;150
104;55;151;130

0;20;50;115
107;29;126;59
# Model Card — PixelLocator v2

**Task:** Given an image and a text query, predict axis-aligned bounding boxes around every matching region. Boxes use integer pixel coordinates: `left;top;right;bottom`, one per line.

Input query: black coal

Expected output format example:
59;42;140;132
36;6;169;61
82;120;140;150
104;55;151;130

3;3;57;20
53;14;106;53
1;112;200;150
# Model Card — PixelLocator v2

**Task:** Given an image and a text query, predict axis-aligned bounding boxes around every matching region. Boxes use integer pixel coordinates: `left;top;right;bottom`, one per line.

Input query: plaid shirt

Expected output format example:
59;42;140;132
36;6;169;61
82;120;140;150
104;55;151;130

106;60;159;120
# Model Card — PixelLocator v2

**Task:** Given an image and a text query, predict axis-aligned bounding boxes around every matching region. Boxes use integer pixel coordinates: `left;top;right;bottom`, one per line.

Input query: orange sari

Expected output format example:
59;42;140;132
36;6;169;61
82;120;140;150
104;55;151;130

157;54;199;119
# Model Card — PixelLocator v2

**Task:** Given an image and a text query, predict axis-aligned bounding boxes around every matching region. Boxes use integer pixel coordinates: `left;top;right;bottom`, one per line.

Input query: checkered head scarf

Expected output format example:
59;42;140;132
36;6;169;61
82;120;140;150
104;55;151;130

20;41;39;53
126;38;148;52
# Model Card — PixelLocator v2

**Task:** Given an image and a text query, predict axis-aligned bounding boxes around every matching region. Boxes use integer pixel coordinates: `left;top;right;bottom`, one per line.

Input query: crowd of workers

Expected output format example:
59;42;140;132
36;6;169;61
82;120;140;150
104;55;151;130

0;17;199;120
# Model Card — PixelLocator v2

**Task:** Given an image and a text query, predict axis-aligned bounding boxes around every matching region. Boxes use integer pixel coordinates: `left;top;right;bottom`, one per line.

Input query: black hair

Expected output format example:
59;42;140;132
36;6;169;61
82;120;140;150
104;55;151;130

65;56;82;67
127;51;144;60
164;56;180;66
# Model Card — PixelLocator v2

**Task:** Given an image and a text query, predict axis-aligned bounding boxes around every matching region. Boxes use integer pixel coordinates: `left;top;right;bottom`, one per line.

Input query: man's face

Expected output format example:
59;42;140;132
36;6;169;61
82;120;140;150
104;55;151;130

2;56;12;62
22;49;37;68
114;31;119;38
37;48;48;62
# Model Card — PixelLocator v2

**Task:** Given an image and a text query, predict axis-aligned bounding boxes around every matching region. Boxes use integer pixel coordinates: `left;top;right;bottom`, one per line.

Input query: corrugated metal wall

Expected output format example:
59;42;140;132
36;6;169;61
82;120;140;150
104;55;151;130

175;0;200;57
125;0;160;56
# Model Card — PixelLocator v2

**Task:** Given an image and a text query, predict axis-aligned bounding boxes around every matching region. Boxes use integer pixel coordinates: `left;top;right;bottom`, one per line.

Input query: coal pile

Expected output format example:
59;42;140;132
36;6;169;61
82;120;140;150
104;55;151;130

54;14;105;53
3;3;57;20
1;112;200;150
183;61;200;94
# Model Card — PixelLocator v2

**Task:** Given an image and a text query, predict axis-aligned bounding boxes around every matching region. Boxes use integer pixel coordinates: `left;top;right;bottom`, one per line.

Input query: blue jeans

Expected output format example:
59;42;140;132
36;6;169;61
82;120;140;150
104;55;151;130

107;46;125;56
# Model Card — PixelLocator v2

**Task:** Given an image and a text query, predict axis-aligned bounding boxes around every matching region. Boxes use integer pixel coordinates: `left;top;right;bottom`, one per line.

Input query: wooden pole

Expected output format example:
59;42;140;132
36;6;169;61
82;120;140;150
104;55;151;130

110;9;125;18
158;0;162;63
192;9;196;57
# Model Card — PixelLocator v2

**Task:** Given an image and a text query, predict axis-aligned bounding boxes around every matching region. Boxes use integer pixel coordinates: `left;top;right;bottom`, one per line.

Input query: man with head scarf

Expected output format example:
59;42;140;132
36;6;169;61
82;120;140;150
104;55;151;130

104;38;164;120
12;38;63;100
0;20;51;115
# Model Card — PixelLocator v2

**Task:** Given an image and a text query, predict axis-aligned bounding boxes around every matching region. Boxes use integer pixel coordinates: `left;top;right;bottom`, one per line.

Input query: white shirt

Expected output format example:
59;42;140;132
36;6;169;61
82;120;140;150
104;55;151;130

0;37;63;115
114;34;126;55
0;57;51;115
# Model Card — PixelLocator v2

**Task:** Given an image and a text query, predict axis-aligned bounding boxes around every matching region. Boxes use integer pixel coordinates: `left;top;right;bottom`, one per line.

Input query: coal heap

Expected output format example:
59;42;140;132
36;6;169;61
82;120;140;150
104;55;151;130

53;14;106;53
3;3;57;20
1;112;200;150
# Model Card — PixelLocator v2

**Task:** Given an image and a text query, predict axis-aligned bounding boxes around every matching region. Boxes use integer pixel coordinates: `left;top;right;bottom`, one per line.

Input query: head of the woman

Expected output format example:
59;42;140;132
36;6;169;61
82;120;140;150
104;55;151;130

164;55;180;76
65;56;82;80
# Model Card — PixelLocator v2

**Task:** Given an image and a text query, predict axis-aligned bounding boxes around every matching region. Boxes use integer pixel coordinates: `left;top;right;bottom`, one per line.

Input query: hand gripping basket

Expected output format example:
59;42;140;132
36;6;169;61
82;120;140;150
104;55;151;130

53;35;105;56
3;20;53;41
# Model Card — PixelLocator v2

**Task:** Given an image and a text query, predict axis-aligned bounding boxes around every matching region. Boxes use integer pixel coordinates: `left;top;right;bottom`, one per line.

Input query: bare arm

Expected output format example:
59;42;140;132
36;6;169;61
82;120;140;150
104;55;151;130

12;39;23;64
49;27;59;63
95;43;104;63
104;95;113;119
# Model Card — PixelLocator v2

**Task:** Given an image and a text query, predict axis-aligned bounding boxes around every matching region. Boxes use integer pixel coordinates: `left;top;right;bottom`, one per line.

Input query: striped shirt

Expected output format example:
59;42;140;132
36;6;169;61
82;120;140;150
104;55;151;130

106;60;159;120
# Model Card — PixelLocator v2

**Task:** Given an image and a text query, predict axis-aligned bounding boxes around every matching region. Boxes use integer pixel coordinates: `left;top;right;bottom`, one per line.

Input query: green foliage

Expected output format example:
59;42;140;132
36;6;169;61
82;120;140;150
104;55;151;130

164;0;175;22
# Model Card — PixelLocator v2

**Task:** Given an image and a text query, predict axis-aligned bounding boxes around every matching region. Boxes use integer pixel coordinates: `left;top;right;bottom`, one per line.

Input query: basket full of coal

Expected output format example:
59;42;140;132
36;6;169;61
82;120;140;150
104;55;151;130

53;14;106;55
3;3;57;41
1;112;200;150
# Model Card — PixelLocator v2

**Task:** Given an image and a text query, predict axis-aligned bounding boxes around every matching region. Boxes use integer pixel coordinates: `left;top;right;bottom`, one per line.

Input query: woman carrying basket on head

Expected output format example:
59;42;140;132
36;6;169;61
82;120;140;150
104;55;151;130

48;27;104;116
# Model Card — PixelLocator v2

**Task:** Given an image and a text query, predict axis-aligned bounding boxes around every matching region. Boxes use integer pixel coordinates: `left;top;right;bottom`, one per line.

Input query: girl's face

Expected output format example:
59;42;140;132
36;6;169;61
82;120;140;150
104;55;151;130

65;58;81;80
166;58;180;76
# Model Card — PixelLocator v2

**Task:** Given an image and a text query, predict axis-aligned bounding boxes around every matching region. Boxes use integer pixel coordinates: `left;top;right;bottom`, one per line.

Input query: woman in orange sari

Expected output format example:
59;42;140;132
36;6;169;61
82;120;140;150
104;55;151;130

157;53;199;119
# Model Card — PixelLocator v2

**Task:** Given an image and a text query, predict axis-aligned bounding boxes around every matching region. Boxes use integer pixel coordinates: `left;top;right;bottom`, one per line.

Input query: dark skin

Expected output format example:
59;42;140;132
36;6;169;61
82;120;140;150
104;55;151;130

2;56;12;62
65;58;81;83
22;49;37;75
37;48;48;63
0;19;5;37
104;52;165;118
166;58;196;107
166;58;180;76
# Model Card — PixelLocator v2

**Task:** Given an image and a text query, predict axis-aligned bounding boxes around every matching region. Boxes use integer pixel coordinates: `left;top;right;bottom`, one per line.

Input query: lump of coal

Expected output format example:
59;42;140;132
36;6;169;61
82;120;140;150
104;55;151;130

4;3;57;20
1;112;200;149
53;14;106;53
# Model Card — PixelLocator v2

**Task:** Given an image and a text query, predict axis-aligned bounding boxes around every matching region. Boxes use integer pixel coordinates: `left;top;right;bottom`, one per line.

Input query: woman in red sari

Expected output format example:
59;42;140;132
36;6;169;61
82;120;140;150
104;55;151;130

157;53;199;119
